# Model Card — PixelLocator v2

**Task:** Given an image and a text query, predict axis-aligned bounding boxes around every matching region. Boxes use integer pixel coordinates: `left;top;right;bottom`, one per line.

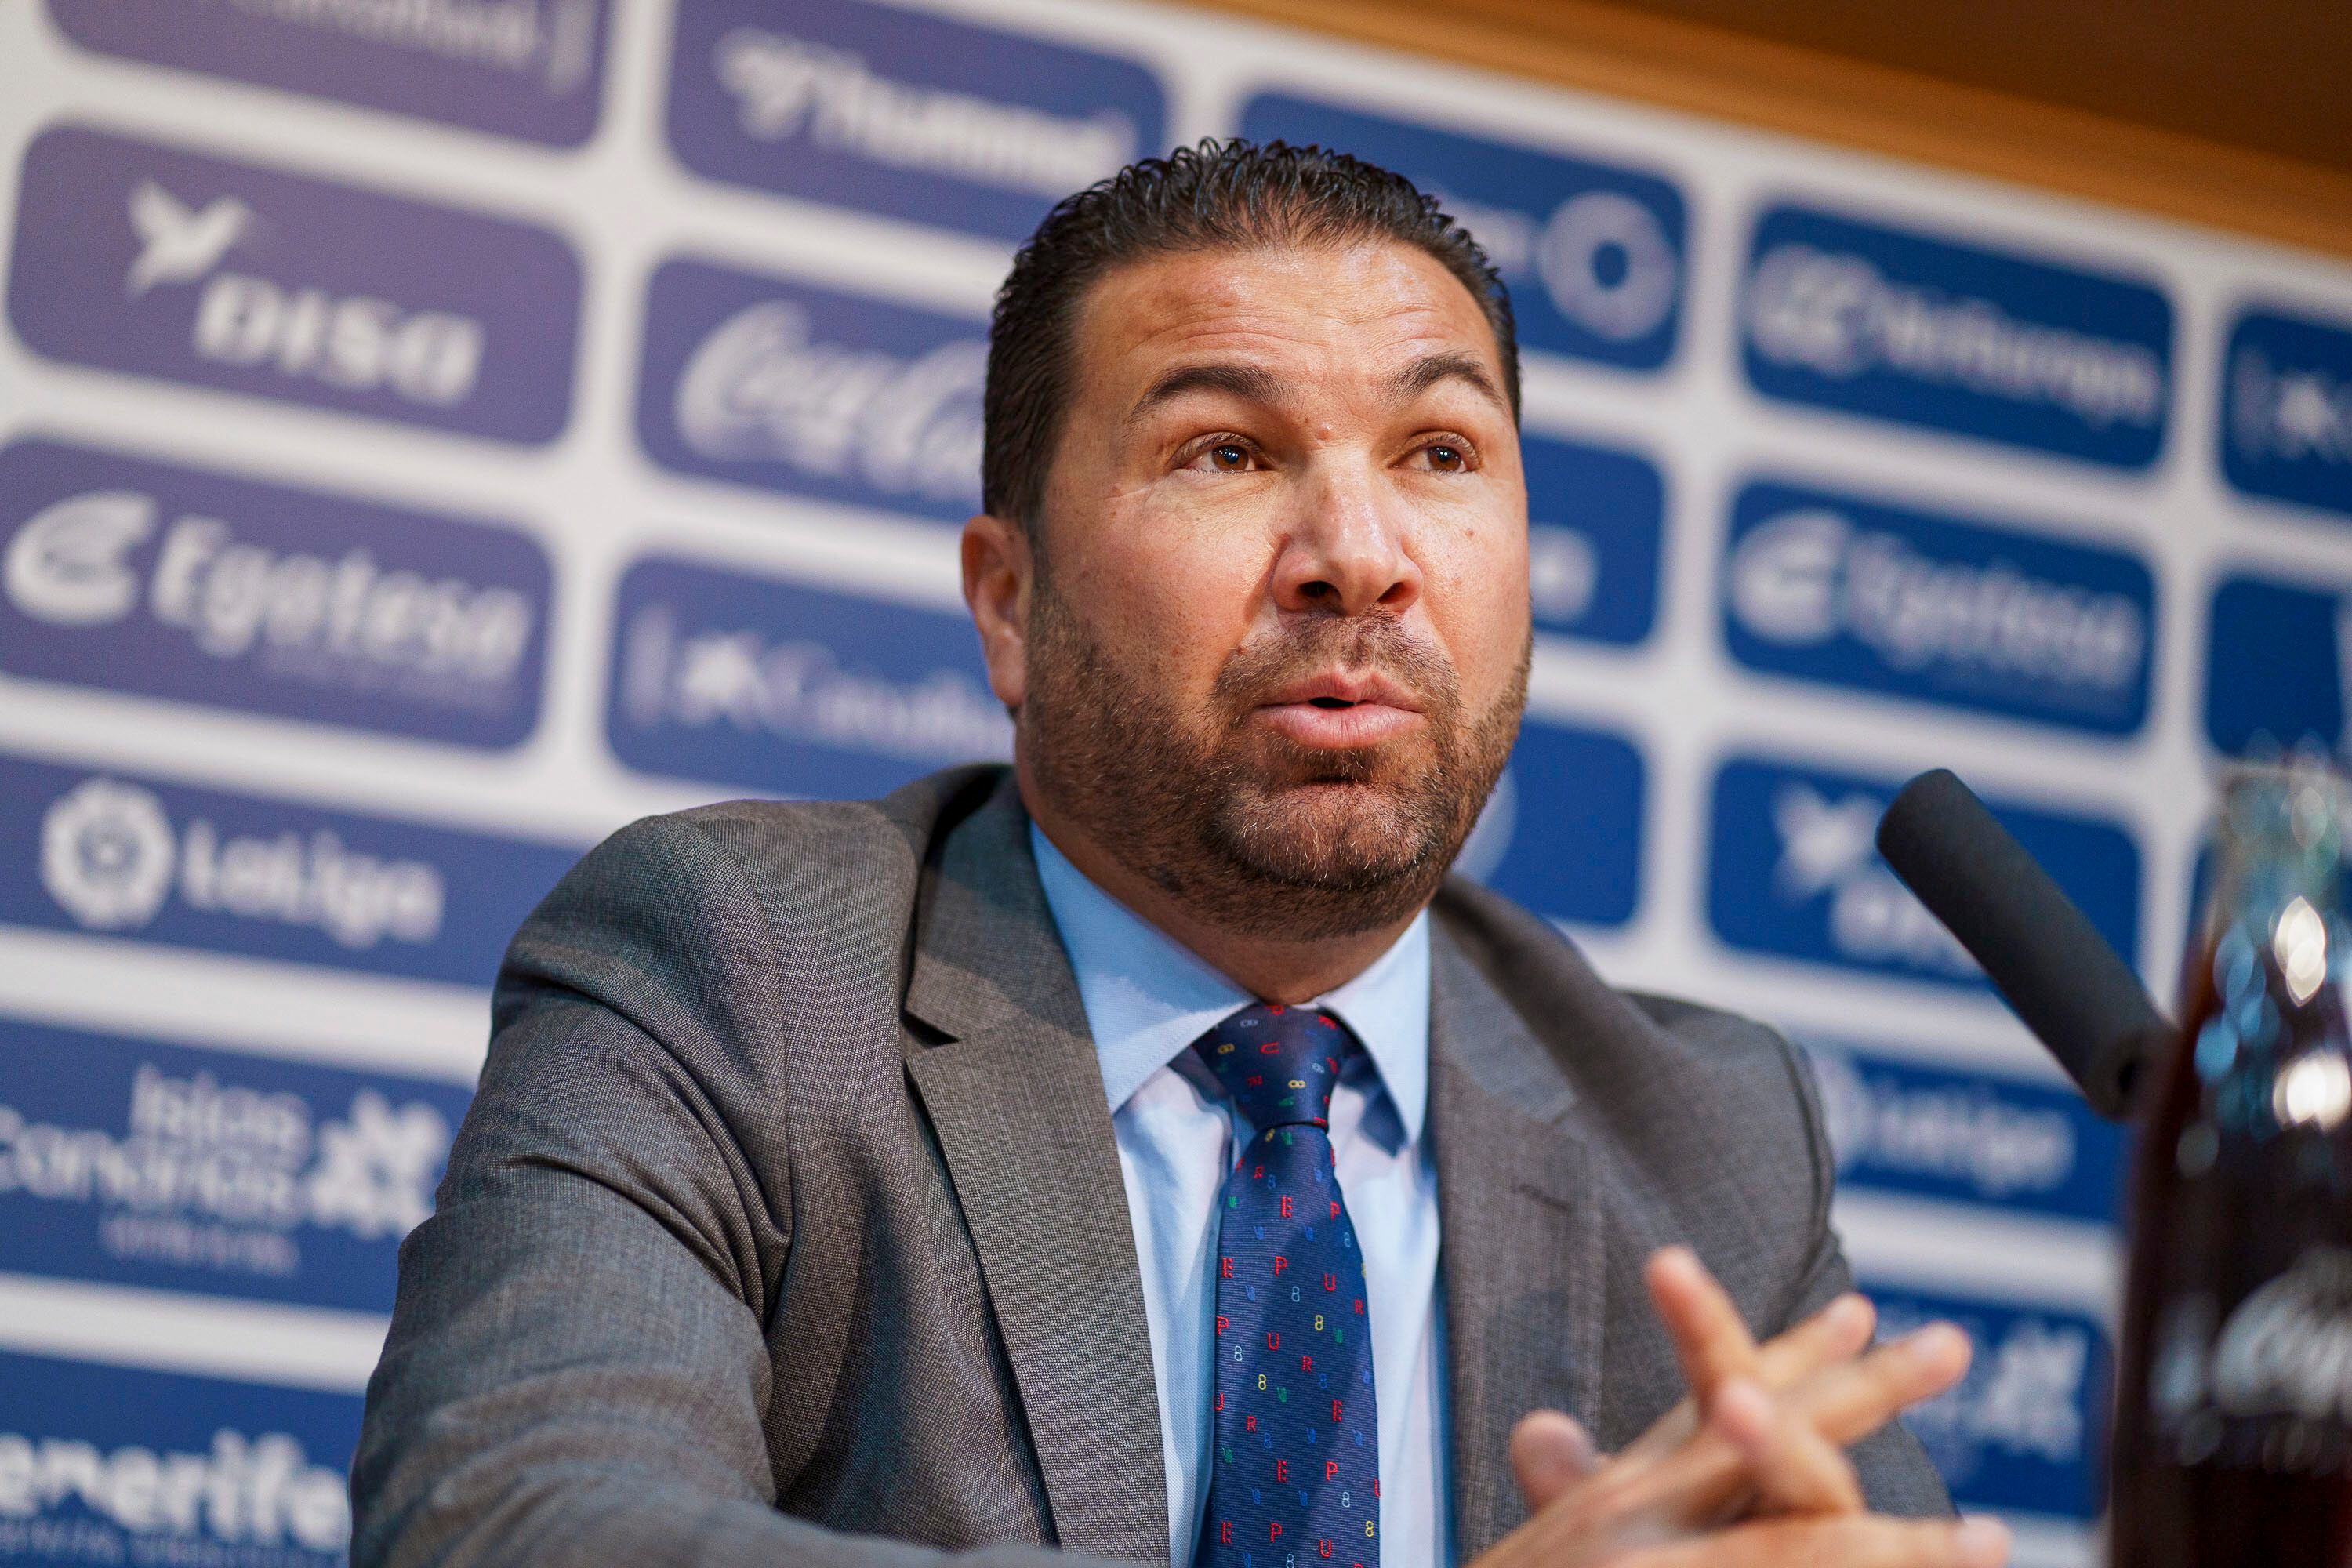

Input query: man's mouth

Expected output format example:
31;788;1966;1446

1253;671;1426;750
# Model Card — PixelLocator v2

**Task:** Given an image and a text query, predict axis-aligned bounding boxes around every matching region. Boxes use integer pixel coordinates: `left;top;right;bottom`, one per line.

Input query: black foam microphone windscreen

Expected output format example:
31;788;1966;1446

1876;768;2170;1120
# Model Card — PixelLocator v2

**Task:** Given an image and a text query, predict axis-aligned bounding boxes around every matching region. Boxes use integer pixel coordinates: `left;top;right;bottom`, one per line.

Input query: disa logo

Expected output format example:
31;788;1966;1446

122;178;485;407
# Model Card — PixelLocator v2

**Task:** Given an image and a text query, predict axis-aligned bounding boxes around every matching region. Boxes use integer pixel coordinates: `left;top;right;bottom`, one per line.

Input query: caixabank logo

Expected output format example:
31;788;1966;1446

637;259;984;524
1453;717;1644;928
7;125;579;444
0;1348;358;1568
1741;203;2172;470
665;0;1165;242
606;554;1011;799
2221;303;2352;523
3;755;579;985
2204;568;2351;756
1721;477;2154;735
0;437;551;749
1868;1282;2110;1521
45;0;610;147
1240;93;1684;372
1708;754;2140;989
0;1015;466;1313
1523;432;1663;648
1801;1036;2124;1226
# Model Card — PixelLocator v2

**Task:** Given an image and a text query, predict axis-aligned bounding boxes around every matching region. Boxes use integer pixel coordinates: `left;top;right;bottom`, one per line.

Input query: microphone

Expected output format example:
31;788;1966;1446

1875;768;2171;1121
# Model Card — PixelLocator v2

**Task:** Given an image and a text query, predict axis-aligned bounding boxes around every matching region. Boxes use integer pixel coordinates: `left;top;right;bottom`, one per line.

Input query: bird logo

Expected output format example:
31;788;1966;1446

124;179;254;299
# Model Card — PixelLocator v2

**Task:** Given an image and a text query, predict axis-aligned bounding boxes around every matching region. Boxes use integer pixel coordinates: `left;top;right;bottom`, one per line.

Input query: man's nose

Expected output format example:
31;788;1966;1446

1270;459;1422;618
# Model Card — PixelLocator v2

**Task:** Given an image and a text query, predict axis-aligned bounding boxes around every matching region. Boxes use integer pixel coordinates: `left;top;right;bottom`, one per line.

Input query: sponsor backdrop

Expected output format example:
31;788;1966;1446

2;1;2350;1562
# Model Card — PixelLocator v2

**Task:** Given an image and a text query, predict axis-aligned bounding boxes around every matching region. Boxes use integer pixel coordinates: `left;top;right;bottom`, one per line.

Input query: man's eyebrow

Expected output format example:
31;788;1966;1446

1126;361;1285;423
1392;351;1509;416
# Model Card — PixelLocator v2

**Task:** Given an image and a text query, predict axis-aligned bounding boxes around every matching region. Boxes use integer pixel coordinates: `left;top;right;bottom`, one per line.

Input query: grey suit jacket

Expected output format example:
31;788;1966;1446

354;765;1948;1567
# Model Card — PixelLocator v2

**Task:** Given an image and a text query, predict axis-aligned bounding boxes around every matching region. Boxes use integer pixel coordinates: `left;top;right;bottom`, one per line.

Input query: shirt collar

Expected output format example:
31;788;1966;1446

1029;821;1430;1144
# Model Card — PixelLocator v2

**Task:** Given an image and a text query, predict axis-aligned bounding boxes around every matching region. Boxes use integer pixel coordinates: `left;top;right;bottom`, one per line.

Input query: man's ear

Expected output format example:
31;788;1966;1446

962;512;1032;713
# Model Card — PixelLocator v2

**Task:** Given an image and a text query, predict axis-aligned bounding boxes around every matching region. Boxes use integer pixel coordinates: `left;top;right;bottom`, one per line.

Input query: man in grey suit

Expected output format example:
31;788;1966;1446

355;141;2004;1568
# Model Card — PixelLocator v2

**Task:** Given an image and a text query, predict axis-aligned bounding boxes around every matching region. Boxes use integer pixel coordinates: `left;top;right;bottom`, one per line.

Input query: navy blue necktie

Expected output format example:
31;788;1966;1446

1192;1003;1379;1568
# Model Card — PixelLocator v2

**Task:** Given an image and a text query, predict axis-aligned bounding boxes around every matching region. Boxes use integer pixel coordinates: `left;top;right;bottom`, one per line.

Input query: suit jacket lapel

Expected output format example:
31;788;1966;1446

1430;927;1602;1559
901;779;1168;1563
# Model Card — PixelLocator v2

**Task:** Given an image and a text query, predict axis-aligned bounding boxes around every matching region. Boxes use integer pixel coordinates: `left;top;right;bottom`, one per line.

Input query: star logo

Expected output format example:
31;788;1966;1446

307;1090;452;1240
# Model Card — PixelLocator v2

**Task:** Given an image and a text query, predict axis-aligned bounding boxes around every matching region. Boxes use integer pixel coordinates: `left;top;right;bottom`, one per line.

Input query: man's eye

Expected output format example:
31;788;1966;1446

1192;442;1255;472
1421;443;1468;472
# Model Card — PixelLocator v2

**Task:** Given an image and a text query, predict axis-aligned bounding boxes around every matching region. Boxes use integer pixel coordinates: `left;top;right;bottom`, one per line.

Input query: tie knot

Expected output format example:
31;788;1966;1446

1192;1003;1353;1134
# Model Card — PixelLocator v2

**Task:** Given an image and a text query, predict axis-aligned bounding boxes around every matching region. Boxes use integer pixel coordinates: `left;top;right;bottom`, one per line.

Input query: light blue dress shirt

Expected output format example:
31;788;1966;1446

1029;824;1450;1568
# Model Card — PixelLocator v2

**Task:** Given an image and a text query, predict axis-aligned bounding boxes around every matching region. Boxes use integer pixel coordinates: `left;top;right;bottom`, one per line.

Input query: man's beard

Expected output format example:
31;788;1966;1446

1021;575;1529;942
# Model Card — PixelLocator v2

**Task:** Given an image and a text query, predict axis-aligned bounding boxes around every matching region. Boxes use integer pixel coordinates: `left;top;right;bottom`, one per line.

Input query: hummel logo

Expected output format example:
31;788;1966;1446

125;180;252;298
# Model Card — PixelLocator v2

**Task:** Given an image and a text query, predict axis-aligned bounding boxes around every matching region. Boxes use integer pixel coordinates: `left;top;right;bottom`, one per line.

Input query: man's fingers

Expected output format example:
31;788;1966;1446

1583;1323;1972;1528
1756;1293;1875;1385
1783;1321;1972;1447
1510;1409;1599;1510
1636;1513;2011;1568
1710;1377;1863;1516
1646;1247;1762;1411
1621;1290;1877;1466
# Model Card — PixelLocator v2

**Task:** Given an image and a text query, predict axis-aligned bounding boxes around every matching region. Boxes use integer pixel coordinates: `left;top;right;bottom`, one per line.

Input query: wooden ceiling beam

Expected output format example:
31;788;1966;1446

1189;0;2352;263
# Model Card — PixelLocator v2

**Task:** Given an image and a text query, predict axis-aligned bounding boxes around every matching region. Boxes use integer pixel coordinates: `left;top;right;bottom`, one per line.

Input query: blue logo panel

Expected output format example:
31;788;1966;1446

0;1348;360;1567
637;259;985;524
1800;1036;2125;1225
0;753;580;986
1867;1283;2110;1520
605;555;1011;799
1742;204;2172;469
1708;754;2140;988
2221;304;2352;522
1524;432;1663;647
2204;571;2346;756
0;1015;470;1312
1457;717;1644;927
664;0;1165;241
1722;477;2154;734
0;437;550;749
46;0;610;147
1240;93;1684;371
8;125;579;445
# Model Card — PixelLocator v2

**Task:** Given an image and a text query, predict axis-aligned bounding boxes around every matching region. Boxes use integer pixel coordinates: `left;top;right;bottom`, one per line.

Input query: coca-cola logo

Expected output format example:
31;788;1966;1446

672;300;984;508
637;260;987;524
2212;1248;2352;1421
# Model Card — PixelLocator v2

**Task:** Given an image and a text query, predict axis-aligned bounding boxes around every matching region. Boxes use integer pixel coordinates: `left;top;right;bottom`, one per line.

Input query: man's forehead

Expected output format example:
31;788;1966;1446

1076;240;1503;394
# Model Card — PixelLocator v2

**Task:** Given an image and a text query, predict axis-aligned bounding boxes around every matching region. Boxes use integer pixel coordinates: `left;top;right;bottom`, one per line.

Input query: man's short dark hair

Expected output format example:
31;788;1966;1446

982;137;1520;536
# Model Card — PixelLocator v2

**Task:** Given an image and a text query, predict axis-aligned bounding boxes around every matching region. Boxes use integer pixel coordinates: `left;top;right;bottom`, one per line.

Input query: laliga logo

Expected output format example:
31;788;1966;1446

1772;782;1976;975
125;178;485;406
38;776;448;949
674;300;986;507
40;777;176;931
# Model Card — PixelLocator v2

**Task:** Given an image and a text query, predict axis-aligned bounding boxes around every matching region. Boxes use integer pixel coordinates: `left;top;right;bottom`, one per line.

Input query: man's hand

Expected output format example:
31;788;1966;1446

1468;1248;2006;1568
